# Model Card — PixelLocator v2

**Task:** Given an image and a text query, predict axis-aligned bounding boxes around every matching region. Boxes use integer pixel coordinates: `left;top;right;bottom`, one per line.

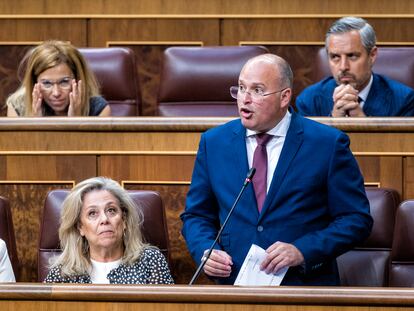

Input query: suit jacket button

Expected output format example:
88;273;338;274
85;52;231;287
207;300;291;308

257;225;264;232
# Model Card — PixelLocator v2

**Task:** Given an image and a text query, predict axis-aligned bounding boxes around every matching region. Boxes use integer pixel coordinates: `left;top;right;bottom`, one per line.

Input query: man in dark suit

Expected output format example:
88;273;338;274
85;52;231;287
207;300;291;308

181;53;373;285
296;16;414;117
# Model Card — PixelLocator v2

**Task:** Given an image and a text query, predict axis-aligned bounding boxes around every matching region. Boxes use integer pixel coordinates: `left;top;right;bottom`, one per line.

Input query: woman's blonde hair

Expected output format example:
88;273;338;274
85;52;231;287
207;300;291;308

8;40;100;116
51;177;147;277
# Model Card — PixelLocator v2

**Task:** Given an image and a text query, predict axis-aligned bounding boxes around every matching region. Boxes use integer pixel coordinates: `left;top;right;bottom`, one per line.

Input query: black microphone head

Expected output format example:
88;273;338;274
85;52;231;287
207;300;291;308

245;168;256;183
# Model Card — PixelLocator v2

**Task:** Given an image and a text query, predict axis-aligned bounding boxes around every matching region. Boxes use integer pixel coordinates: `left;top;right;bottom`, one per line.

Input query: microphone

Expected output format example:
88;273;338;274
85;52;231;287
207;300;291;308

188;167;256;285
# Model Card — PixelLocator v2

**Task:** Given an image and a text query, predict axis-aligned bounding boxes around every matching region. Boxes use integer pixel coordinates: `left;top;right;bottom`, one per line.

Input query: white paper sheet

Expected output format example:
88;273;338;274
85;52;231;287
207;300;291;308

234;244;288;286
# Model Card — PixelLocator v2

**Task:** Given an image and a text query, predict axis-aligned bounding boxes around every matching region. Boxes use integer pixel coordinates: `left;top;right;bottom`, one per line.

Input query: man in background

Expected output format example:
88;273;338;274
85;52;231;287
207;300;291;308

296;16;414;117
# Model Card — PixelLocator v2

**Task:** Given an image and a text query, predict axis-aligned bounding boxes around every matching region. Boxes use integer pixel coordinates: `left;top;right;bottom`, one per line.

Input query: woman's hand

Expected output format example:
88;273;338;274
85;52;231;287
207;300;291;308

68;79;83;116
32;83;43;116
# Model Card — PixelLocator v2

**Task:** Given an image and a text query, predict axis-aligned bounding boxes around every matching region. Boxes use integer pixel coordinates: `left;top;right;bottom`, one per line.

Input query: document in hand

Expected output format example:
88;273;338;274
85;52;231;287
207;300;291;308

234;244;288;286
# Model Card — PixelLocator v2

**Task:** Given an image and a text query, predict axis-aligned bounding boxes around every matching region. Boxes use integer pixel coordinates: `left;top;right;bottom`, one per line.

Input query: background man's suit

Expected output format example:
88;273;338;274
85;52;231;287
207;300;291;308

296;73;414;116
181;112;373;285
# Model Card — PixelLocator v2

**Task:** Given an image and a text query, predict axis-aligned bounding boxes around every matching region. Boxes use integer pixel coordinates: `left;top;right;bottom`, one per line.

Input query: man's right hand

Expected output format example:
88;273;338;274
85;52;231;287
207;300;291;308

202;249;233;277
331;84;360;117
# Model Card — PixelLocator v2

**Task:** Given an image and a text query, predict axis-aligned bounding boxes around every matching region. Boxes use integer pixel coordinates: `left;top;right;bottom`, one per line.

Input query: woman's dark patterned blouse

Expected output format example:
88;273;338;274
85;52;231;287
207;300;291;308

44;247;174;284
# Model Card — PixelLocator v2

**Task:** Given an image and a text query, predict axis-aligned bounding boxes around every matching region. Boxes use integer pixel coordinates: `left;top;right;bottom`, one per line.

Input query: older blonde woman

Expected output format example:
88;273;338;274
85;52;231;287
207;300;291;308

7;40;110;117
44;177;173;284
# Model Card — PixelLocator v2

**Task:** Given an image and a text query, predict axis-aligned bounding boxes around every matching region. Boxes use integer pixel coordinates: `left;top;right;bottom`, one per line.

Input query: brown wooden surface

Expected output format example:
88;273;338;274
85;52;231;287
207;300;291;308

1;0;414;15
0;117;413;283
2;283;414;311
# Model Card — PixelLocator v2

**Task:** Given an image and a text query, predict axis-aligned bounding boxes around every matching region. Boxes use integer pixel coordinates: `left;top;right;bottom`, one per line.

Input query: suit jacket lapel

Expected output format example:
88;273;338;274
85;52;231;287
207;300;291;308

229;120;259;217
229;121;249;183
259;112;304;218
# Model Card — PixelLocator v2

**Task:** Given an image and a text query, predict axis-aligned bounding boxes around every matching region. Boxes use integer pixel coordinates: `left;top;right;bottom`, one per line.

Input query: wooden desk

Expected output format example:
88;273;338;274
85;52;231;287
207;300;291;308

0;117;413;283
1;283;414;310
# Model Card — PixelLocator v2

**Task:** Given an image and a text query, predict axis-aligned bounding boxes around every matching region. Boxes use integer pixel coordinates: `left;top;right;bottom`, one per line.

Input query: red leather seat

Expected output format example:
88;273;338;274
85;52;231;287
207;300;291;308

79;47;142;116
157;46;269;116
337;187;400;286
38;189;170;282
389;200;414;286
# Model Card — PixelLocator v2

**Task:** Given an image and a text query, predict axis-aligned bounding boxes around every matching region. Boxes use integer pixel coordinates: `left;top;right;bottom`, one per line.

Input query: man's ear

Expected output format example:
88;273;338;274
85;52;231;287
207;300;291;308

369;46;378;66
280;88;292;109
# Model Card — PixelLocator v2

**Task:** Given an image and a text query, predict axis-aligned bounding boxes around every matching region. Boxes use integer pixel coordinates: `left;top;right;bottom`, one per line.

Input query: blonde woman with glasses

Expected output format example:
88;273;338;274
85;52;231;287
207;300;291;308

6;40;110;117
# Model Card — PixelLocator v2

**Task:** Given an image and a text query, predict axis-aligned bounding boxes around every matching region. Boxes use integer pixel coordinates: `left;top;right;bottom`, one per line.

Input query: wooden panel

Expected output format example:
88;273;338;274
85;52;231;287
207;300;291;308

88;19;220;47
100;155;195;181
222;18;414;45
0;300;412;311
369;18;414;43
379;157;403;195
348;132;414;153
222;18;331;44
0;155;96;181
355;156;381;183
0;131;200;152
3;284;414;310
0;19;86;44
1;0;414;14
404;157;414;199
355;156;403;196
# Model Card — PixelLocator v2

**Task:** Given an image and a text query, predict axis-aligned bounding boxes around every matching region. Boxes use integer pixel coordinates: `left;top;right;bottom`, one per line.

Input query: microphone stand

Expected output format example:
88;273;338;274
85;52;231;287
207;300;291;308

189;168;256;285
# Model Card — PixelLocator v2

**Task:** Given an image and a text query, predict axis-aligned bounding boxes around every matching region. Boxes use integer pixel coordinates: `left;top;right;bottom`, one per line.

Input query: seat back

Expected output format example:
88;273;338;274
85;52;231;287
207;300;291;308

389;200;414;287
337;187;399;286
0;196;19;280
79;47;141;116
157;46;269;116
312;47;414;89
38;189;170;282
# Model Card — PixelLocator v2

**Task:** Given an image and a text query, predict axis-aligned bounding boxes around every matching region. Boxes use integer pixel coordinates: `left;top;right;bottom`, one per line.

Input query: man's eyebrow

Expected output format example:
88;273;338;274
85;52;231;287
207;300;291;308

328;51;360;56
238;80;266;87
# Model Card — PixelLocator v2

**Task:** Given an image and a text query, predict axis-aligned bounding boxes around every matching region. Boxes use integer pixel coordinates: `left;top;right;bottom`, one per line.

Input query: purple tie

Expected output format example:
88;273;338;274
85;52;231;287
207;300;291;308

252;133;273;212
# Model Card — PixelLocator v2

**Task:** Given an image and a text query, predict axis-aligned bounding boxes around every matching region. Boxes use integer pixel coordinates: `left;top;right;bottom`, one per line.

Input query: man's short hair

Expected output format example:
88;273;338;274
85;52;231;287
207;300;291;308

325;16;376;53
277;58;293;89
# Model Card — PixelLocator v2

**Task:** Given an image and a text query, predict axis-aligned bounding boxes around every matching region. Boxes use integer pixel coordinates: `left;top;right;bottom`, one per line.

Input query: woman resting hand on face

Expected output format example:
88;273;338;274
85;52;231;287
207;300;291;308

6;40;111;117
44;177;174;284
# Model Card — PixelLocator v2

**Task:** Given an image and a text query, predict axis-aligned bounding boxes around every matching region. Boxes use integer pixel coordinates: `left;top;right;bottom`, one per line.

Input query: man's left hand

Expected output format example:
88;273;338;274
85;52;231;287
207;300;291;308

260;241;304;274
